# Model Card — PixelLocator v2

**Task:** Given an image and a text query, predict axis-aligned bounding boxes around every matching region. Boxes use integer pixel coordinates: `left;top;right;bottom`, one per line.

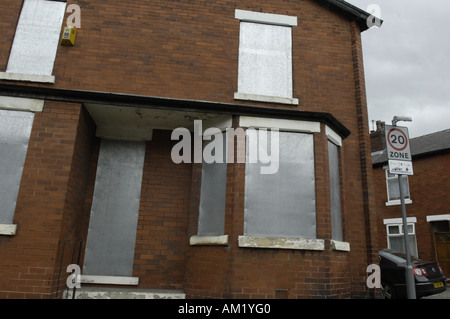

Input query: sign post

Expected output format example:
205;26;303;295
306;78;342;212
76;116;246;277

385;124;416;299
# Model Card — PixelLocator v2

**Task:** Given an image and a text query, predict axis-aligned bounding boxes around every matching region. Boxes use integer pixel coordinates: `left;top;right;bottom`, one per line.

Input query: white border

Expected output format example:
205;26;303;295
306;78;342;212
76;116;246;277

0;95;44;112
80;275;139;286
239;116;321;133
190;235;229;246
238;236;324;250
235;9;298;26
234;92;299;105
426;214;450;222
383;217;417;225
0;72;55;84
0;224;17;236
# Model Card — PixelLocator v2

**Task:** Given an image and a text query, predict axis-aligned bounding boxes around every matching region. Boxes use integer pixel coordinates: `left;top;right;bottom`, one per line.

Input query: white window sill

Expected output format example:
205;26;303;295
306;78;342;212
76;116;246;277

80;275;139;286
0;224;17;236
234;92;299;105
0;72;55;84
238;235;324;251
330;240;350;252
385;199;412;206
190;235;228;246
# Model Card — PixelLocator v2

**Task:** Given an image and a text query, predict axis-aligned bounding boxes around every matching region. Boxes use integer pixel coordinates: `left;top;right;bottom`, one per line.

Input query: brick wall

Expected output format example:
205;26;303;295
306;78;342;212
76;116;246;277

373;153;450;262
0;0;378;298
0;102;94;298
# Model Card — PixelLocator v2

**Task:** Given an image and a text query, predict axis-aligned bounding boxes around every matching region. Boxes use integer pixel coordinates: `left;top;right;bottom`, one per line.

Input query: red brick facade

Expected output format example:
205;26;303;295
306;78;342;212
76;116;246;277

0;0;380;298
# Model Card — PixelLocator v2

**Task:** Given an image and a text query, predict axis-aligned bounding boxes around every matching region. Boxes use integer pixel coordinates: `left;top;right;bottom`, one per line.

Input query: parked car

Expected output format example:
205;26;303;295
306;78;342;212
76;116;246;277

379;249;447;299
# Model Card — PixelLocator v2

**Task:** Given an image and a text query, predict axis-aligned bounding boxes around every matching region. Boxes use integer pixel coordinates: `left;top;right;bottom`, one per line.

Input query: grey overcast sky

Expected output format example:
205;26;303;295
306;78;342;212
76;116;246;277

345;0;450;138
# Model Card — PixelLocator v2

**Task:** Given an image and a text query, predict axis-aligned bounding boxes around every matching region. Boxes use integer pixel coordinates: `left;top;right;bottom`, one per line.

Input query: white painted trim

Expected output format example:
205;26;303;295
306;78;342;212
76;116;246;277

0;224;17;236
190;235;229;246
238;236;324;251
239;116;321;134
0;95;44;112
234;92;299;105
385;199;413;206
326;126;342;146
330;240;350;252
383;217;417;225
235;9;298;26
426;214;450;222
80;275;139;286
96;126;153;142
0;72;55;84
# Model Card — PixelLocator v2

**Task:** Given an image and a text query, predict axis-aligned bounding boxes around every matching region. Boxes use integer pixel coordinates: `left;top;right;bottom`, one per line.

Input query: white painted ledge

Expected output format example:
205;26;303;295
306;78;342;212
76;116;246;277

235;9;298;26
234;92;299;105
239;116;321;133
238;235;324;251
0;72;55;84
330;240;350;252
190;235;229;246
80;275;139;286
0;95;44;112
0;224;17;236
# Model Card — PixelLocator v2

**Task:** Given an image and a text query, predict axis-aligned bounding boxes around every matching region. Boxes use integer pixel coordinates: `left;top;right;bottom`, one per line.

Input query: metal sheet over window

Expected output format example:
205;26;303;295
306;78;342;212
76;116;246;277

238;22;293;98
244;131;316;238
6;0;66;76
198;133;227;236
83;140;146;276
0;110;34;224
328;141;343;241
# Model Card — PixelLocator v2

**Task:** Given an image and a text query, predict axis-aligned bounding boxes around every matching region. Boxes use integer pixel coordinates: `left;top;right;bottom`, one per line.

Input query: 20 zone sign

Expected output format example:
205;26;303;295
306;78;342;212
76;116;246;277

385;125;411;160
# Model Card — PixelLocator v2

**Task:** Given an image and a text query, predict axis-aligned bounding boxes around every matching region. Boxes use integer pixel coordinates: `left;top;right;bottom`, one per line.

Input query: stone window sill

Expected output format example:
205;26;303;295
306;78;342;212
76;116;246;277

238;235;324;251
330;239;350;252
0;72;55;84
385;199;412;206
234;92;299;105
190;235;229;246
0;224;17;236
80;275;139;286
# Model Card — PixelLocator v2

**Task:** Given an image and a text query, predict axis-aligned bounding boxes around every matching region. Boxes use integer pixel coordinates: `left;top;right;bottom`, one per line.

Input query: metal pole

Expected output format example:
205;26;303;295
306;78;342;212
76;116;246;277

398;174;416;299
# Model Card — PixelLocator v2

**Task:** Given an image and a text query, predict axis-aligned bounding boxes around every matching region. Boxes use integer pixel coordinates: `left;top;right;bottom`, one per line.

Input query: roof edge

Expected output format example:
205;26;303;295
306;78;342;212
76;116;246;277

318;0;383;32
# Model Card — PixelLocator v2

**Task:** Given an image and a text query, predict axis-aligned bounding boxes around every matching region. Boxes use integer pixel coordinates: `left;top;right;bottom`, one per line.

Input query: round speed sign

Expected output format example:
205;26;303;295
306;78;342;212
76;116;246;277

387;128;408;151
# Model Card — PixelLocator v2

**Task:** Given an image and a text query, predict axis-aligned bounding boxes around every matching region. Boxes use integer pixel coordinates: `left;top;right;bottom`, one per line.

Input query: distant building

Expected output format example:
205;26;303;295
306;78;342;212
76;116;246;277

0;0;381;299
371;121;450;277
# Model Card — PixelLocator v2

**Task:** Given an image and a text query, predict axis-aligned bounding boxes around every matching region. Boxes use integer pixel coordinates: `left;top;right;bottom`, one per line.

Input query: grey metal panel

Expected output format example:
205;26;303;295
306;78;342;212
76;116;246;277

244;131;316;238
198;133;227;236
6;0;66;76
0;110;34;224
328;141;343;241
238;22;293;98
83;140;146;276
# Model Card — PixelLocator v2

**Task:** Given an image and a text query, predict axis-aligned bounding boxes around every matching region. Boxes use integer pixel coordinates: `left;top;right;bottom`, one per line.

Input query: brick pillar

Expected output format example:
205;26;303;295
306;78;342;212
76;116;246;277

0;101;95;298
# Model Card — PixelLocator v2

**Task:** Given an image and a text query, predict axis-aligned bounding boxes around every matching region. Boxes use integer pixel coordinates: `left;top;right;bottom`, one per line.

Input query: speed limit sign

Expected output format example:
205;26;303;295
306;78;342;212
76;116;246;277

385;125;413;175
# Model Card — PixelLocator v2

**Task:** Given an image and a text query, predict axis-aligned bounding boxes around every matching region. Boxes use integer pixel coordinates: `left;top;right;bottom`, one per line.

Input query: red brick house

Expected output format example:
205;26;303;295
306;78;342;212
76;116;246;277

371;121;450;278
0;0;381;299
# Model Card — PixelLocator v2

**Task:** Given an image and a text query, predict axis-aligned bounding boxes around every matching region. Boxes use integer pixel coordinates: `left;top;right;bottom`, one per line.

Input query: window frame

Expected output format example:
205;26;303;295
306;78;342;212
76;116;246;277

384;166;412;206
0;0;67;84
234;9;299;105
384;219;418;258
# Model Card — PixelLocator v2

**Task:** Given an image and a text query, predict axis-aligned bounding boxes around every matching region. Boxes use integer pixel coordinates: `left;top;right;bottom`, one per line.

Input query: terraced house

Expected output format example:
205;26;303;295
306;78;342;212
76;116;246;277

0;0;381;298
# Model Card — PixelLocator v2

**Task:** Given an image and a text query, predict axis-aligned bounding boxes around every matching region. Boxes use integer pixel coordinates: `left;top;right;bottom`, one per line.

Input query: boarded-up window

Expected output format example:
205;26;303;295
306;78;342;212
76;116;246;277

328;141;343;241
0;110;34;224
197;132;228;236
6;0;66;76
237;22;293;99
83;140;146;276
244;130;316;238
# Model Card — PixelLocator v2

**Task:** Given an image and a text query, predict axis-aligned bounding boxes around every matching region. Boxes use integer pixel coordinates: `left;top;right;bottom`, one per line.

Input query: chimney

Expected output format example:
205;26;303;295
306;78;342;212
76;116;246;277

370;121;386;152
